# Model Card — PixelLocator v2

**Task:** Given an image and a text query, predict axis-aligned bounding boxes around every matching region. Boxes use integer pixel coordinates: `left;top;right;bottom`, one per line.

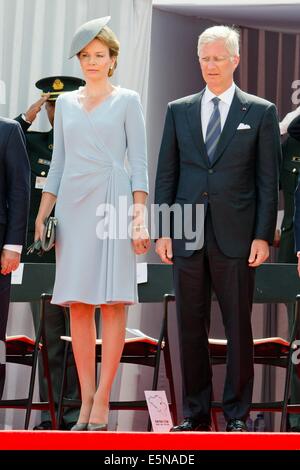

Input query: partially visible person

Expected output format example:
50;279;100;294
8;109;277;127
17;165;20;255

35;17;150;431
278;137;300;263
278;135;300;432
0;118;30;398
287;114;300;432
280;106;300;136
289;114;300;277
289;114;300;141
15;76;84;430
295;177;300;276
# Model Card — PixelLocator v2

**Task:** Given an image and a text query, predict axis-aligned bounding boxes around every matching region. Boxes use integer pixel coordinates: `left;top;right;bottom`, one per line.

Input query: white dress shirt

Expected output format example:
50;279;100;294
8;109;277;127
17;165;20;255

201;82;236;140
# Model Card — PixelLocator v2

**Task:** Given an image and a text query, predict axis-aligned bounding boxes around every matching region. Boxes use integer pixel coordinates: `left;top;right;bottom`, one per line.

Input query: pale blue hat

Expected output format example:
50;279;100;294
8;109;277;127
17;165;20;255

68;16;111;59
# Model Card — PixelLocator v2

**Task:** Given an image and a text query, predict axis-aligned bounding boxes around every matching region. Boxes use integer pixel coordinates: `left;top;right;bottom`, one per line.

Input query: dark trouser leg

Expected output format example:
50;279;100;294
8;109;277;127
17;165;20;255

287;302;300;428
205;215;254;421
0;273;11;399
31;301;79;424
173;250;212;423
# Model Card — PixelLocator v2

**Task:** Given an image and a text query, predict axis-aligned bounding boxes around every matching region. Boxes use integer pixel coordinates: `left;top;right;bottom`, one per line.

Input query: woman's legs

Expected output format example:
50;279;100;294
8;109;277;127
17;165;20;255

89;303;126;424
70;302;96;423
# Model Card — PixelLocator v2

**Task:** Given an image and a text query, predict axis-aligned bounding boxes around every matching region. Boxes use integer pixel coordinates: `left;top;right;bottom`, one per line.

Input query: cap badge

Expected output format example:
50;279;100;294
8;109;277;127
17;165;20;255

52;79;64;91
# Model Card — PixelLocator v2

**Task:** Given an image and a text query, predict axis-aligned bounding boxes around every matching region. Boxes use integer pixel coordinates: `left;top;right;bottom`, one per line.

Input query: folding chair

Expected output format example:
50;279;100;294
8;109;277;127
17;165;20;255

0;263;57;429
56;263;177;431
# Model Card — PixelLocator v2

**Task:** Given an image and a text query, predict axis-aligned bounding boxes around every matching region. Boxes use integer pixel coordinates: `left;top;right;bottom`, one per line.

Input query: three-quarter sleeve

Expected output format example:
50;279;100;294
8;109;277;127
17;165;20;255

125;92;148;194
43;96;65;196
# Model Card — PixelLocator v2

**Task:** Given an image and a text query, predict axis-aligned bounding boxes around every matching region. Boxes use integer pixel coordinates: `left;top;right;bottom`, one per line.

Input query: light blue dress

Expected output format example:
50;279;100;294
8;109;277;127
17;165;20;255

43;87;148;306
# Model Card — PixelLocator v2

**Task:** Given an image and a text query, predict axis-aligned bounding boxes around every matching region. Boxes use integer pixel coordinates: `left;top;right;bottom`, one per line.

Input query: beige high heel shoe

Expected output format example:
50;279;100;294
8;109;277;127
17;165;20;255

70;422;89;431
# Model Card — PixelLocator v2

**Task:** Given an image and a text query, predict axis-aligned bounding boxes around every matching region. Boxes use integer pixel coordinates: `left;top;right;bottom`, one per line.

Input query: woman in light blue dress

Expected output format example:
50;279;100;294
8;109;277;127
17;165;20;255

35;17;150;431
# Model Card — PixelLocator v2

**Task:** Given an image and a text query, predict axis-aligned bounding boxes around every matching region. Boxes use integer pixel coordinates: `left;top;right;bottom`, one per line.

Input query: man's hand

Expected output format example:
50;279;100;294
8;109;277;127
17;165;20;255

248;239;269;267
155;238;173;265
24;93;50;123
273;228;281;248
1;249;21;275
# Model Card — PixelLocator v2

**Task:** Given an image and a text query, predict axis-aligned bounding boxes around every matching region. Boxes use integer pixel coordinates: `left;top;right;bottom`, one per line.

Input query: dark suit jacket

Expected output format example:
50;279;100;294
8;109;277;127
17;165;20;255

155;87;281;258
14;115;53;233
288;116;300;252
278;137;300;262
288;115;300;141
0;117;30;247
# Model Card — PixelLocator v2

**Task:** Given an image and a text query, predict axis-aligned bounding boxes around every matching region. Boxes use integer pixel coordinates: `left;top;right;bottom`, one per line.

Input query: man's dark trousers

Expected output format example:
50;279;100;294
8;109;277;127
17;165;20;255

173;210;255;422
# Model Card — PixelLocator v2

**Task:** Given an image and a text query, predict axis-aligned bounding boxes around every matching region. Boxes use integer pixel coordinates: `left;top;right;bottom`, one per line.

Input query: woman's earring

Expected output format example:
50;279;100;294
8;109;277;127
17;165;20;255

108;67;113;77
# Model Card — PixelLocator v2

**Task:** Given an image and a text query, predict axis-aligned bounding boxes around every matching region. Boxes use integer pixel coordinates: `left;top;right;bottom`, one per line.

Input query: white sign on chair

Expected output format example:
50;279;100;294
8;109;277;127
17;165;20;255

145;390;173;432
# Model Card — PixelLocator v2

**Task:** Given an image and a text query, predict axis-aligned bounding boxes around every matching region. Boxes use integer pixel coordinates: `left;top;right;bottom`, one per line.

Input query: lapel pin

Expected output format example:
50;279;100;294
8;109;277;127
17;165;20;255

242;106;247;111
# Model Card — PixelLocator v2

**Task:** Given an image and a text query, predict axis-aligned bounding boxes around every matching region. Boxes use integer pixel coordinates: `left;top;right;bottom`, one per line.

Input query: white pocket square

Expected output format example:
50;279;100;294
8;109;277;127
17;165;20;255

237;123;251;130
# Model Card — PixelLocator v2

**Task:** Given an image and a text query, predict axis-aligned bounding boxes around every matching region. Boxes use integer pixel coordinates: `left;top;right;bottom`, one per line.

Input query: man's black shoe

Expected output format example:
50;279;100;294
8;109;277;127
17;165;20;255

226;418;248;432
33;420;53;430
170;418;212;432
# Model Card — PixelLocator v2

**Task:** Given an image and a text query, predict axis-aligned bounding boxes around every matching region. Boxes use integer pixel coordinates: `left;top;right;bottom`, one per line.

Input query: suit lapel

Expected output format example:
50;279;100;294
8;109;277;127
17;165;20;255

211;87;251;166
186;90;210;167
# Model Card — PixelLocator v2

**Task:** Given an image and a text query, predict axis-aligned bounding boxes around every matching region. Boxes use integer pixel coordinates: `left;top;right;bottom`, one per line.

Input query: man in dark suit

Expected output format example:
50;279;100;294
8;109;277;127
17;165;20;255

15;76;84;430
155;26;281;432
0;118;30;399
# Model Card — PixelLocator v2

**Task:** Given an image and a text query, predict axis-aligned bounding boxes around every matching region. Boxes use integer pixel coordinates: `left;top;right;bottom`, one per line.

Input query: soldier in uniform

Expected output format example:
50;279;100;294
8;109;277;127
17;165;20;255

277;132;300;432
15;76;84;430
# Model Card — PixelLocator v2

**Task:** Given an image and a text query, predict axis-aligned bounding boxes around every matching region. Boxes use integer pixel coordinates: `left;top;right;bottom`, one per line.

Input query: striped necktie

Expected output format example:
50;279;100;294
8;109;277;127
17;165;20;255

205;97;221;163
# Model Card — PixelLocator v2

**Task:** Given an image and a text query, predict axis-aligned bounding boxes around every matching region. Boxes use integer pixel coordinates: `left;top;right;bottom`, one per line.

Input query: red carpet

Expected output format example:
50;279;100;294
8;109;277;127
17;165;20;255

0;431;299;450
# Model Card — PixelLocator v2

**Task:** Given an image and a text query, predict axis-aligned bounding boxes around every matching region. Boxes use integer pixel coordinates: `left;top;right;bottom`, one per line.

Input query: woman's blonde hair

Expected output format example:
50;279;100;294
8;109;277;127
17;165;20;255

96;26;120;76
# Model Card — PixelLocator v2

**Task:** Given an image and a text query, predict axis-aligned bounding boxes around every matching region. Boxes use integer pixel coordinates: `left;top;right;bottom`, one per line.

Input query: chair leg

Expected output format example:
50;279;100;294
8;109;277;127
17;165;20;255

281;352;294;432
211;409;219;431
40;295;57;430
163;342;177;425
210;390;219;431
24;342;40;430
42;344;57;430
281;356;295;432
57;341;70;429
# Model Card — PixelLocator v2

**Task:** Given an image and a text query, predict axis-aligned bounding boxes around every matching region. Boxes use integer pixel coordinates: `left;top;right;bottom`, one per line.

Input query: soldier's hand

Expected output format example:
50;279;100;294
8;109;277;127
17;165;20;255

298;257;300;278
24;93;51;123
1;249;21;275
